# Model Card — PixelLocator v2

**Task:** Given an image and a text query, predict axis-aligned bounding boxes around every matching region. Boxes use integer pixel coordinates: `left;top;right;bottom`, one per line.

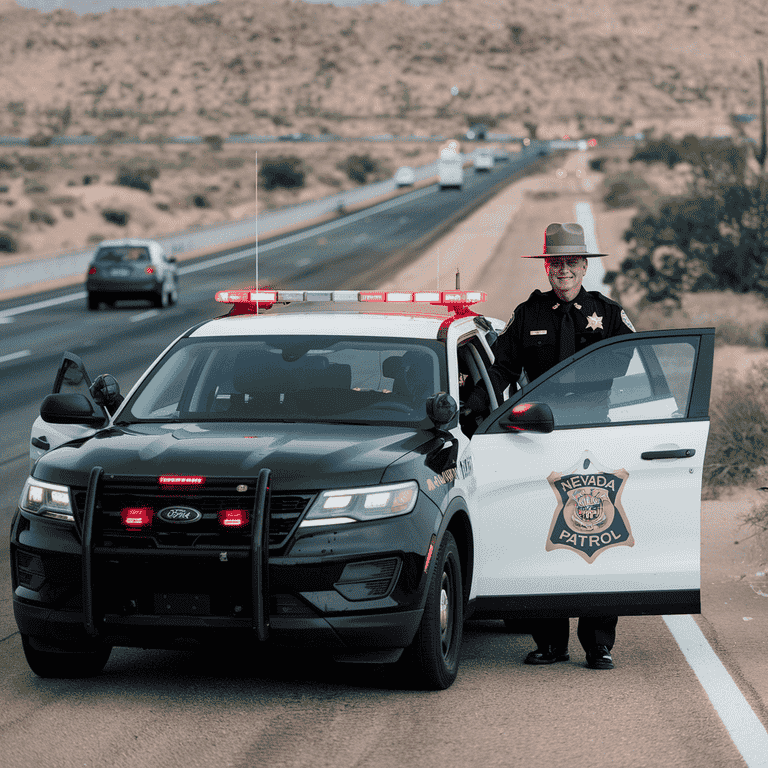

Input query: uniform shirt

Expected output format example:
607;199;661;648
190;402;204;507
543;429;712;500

481;287;635;405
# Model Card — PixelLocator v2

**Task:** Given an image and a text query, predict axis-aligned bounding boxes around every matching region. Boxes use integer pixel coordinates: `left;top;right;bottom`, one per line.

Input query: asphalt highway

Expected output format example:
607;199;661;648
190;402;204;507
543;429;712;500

1;156;767;768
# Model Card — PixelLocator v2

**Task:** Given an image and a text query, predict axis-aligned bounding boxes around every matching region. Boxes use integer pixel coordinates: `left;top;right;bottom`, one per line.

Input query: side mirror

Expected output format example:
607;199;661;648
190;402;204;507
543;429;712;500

40;393;108;427
499;402;554;433
89;373;122;413
426;392;458;427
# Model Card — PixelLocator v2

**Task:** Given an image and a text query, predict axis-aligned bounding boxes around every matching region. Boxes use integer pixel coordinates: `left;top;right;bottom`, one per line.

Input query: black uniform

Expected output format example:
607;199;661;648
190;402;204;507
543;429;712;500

467;285;635;658
469;286;635;409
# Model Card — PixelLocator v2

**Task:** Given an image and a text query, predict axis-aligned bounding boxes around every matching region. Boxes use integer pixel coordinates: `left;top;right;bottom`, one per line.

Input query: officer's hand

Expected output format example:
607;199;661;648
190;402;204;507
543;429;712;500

464;385;489;415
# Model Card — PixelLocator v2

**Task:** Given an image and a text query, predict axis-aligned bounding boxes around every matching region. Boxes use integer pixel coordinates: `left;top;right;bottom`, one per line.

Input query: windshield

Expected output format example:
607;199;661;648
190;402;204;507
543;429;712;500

95;246;150;263
121;335;447;426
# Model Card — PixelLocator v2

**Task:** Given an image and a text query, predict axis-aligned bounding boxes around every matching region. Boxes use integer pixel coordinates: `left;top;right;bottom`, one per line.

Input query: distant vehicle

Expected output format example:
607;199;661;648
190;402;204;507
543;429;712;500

438;146;464;190
394;166;416;187
465;124;488;141
85;238;178;311
473;151;494;172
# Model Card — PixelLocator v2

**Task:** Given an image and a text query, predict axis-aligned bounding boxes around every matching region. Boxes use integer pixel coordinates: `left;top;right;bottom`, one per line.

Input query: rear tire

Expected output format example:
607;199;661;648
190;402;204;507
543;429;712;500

87;293;100;311
401;531;463;690
21;635;112;678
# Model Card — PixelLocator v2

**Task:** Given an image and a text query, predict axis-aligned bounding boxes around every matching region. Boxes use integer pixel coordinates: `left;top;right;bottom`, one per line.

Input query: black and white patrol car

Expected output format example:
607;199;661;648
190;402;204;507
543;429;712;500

13;288;715;689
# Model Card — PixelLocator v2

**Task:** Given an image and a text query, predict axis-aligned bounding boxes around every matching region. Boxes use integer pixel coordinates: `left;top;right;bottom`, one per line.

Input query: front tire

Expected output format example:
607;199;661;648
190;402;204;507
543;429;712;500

402;531;463;690
21;635;112;678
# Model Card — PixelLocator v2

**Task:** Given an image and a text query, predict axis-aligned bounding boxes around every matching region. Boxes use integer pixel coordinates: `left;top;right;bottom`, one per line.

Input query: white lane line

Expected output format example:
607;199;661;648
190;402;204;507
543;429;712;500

0;290;87;320
664;614;768;768
0;349;31;364
130;309;161;323
574;201;607;290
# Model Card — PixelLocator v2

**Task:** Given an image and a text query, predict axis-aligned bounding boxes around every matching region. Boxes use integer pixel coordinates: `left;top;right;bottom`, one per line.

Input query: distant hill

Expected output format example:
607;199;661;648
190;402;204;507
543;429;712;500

0;0;765;141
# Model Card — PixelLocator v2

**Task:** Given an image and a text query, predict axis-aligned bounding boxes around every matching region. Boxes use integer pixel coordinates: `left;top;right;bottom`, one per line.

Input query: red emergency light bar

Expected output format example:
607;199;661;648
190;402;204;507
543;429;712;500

158;475;205;486
215;289;487;316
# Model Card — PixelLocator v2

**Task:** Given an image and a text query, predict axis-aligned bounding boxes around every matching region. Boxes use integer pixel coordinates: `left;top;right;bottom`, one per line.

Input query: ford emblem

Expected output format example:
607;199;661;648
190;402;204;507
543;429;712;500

157;506;203;524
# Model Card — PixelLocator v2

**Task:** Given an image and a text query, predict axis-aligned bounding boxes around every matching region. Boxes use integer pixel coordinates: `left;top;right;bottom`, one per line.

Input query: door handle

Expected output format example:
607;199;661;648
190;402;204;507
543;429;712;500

641;448;695;460
31;436;50;451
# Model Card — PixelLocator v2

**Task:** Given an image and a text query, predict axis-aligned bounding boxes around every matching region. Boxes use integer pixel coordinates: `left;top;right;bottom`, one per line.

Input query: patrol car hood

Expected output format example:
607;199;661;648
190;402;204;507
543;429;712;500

35;422;433;491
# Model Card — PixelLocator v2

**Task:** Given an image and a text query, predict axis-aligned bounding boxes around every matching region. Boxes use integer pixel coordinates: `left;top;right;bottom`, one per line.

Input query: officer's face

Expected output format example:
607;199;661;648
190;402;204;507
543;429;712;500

544;256;587;298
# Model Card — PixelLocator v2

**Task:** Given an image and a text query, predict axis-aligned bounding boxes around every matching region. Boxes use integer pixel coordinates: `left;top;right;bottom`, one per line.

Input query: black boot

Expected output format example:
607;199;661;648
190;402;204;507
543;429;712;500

524;646;570;665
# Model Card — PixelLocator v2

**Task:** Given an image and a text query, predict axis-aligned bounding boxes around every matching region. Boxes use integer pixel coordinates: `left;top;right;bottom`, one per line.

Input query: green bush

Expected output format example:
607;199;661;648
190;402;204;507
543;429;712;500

0;231;19;253
259;156;305;190
102;208;129;226
338;154;382;184
116;165;159;193
602;171;650;209
29;209;56;225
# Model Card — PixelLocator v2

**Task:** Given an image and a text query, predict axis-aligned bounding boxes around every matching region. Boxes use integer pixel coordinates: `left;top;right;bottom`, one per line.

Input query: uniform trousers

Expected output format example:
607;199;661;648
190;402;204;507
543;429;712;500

531;616;618;652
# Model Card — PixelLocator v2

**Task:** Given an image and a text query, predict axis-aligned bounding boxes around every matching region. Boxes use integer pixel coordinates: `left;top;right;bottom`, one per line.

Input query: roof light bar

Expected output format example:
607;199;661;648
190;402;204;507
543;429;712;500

214;289;487;315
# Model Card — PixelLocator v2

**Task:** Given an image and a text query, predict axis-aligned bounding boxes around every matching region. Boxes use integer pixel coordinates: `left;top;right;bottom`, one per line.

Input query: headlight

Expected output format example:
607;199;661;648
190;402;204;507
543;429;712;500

19;477;75;522
299;481;418;527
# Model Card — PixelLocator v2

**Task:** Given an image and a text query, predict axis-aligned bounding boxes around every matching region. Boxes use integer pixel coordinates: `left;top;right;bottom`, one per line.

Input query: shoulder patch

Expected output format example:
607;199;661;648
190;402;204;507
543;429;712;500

621;309;636;332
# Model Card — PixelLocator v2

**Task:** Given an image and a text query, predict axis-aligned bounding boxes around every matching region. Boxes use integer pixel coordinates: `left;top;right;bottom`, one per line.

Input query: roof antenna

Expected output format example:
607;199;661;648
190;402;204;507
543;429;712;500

455;267;460;290
254;150;259;292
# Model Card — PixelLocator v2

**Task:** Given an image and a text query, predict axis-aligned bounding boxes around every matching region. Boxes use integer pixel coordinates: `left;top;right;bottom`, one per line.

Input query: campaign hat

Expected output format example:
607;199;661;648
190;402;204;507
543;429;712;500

522;222;607;258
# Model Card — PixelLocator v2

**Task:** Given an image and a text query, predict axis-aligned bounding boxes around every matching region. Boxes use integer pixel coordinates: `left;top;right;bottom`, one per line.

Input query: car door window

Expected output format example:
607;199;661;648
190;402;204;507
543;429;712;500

523;337;698;427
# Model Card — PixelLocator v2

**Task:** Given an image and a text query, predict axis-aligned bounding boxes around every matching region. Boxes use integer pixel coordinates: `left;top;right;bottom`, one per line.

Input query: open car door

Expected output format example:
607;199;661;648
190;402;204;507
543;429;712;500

29;352;107;472
468;328;714;619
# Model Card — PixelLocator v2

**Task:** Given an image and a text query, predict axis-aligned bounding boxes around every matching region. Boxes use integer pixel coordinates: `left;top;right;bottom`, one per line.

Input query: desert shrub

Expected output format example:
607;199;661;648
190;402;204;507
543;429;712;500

24;180;48;194
191;194;210;208
259;156;305;190
0;232;19;253
116;165;159;193
28;133;52;148
29;209;56;225
82;174;99;185
602;171;650;209
102;208;129;226
204;135;223;151
338;154;383;184
18;156;49;172
705;363;768;493
589;157;606;172
630;136;684;168
0;156;14;171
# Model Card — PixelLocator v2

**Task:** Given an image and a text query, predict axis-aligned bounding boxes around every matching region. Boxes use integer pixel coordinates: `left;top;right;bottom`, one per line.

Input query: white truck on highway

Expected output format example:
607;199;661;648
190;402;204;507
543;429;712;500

438;144;464;190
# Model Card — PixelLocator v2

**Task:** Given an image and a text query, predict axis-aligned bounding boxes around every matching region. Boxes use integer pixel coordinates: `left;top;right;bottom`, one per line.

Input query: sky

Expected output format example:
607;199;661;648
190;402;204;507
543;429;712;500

13;0;440;14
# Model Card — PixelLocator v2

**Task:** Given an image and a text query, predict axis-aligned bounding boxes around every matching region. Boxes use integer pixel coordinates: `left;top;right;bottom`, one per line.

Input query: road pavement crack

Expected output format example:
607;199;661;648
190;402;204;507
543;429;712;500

0;631;19;644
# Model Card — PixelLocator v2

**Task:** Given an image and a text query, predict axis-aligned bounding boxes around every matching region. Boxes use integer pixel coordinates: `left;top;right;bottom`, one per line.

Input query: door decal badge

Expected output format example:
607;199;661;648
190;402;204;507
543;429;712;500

545;453;634;564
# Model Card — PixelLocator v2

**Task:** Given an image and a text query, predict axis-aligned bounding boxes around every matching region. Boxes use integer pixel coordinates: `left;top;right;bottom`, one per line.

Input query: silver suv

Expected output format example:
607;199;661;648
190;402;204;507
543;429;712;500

85;238;178;311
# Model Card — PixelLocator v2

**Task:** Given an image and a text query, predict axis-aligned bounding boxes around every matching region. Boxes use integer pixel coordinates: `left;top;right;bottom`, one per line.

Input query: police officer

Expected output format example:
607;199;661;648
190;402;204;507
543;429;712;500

464;222;636;670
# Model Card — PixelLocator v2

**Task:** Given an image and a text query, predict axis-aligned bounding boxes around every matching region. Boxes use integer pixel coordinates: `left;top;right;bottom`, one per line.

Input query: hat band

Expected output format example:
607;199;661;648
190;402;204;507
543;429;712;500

544;244;588;255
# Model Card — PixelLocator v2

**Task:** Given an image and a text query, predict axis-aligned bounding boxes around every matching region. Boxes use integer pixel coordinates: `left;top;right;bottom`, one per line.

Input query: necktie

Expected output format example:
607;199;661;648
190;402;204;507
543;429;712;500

558;303;576;360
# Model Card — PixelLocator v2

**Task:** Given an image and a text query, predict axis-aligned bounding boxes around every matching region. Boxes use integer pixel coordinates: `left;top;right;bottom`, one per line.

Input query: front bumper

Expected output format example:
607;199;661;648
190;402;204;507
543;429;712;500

11;470;436;656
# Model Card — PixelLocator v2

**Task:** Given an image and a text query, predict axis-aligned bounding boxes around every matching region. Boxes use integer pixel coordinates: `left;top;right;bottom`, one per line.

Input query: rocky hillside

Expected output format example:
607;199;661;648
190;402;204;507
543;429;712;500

1;0;766;142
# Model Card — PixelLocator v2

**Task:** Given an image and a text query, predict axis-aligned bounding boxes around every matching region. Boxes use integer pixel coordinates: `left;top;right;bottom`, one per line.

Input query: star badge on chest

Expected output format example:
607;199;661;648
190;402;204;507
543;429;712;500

585;312;603;331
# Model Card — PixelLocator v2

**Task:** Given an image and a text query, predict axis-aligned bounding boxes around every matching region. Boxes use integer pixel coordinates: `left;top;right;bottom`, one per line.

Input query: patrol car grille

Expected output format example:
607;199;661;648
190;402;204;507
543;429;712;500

73;477;314;551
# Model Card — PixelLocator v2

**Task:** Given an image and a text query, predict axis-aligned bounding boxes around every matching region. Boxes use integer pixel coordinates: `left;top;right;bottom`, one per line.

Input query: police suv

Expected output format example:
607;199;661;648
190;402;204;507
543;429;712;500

13;289;715;689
